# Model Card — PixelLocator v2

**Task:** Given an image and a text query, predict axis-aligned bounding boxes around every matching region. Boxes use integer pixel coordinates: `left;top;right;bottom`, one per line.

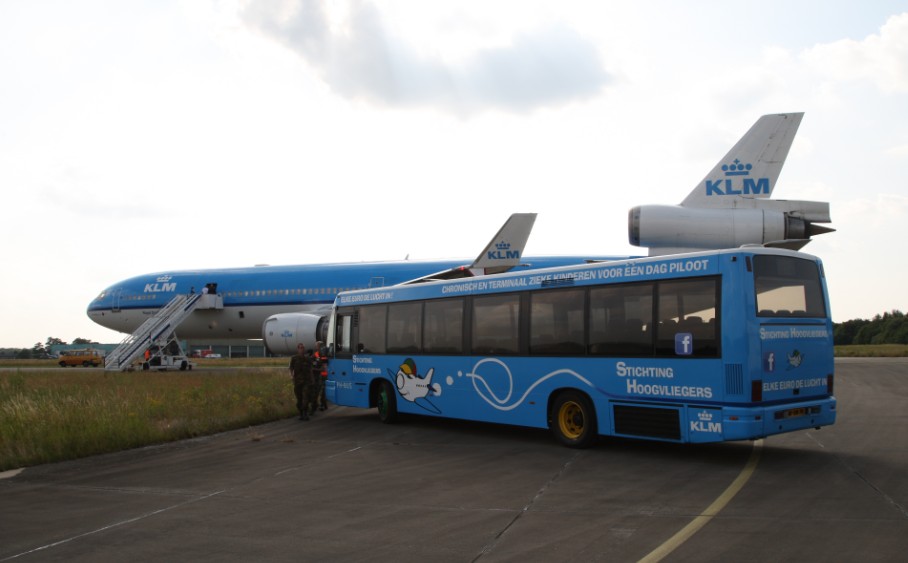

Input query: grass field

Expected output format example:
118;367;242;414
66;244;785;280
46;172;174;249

833;344;908;357
1;345;903;471
0;367;296;471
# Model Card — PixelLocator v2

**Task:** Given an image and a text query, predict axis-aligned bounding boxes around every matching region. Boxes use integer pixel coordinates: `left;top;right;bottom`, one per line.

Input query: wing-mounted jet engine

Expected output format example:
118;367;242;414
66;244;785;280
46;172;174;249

262;312;330;356
628;113;834;256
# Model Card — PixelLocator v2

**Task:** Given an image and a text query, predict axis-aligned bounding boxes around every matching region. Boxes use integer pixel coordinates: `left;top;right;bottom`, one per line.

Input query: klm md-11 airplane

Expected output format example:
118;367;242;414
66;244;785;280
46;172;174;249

87;113;834;358
89;213;604;356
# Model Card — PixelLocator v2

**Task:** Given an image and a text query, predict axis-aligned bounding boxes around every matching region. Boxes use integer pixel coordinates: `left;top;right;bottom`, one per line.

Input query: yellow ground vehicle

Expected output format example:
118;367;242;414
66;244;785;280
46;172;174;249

57;349;104;367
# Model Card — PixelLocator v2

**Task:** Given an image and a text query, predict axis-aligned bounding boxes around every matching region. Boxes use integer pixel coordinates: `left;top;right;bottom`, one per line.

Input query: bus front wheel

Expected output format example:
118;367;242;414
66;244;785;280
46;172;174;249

550;391;597;448
376;380;398;424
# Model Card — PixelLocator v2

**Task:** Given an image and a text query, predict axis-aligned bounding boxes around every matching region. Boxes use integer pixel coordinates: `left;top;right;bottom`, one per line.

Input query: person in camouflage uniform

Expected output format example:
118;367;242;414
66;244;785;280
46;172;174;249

289;343;314;421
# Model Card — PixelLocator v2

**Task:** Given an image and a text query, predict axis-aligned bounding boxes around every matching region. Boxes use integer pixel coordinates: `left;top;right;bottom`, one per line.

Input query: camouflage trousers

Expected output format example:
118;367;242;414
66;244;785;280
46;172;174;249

294;381;313;416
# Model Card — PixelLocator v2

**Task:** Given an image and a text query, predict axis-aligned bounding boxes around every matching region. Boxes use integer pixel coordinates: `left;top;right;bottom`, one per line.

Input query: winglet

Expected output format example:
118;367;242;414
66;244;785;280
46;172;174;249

470;213;537;274
398;213;537;284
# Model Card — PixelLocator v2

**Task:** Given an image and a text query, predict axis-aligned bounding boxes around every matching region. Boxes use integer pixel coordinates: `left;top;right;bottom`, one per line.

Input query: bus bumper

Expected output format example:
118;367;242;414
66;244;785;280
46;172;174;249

717;397;837;442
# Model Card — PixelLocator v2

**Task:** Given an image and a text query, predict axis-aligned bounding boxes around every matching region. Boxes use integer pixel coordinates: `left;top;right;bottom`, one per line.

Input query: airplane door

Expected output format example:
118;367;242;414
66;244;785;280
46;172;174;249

112;289;123;312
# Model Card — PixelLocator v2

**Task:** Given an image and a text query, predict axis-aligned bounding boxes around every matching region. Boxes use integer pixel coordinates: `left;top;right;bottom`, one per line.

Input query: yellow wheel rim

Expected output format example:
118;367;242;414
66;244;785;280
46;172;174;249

558;401;585;440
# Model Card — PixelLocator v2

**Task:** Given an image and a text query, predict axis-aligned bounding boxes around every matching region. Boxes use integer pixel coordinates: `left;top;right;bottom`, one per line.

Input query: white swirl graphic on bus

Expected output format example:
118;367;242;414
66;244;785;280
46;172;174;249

464;358;594;411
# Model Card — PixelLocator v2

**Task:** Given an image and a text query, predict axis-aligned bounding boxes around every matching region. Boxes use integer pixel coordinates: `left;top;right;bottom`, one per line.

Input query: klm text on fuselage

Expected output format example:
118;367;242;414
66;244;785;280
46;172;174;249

145;282;176;293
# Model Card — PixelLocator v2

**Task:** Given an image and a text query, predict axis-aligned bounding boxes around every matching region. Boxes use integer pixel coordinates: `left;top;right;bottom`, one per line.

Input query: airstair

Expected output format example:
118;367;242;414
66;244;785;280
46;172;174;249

104;293;202;371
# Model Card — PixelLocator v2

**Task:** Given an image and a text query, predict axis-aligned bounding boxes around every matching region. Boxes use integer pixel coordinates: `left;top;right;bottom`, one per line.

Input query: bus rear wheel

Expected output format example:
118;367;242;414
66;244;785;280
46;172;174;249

376;380;398;424
550;391;597;448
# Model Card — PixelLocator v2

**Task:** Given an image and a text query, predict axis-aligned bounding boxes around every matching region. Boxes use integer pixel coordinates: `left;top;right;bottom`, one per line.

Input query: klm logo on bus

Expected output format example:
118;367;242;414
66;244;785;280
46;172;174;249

705;159;770;197
487;241;520;261
691;410;722;433
144;274;176;293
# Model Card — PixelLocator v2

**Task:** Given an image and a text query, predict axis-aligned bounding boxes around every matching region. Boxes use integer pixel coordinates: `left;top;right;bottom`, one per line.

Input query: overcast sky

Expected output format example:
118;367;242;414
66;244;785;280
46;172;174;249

1;0;906;348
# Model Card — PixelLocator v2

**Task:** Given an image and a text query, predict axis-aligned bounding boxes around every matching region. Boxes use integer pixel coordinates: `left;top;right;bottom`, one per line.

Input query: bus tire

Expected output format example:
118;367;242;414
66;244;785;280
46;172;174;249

550;391;597;448
376;379;398;424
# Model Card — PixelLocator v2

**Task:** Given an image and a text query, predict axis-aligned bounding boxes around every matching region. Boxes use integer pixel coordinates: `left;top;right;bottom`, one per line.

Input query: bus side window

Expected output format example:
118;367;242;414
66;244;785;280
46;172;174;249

423;298;464;355
655;278;719;357
589;283;653;356
471;294;520;355
356;305;387;354
529;288;584;355
387;302;422;354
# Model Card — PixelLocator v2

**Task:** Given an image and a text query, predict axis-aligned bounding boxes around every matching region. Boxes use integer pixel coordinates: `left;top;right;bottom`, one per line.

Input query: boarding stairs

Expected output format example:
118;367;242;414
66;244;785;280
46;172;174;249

104;293;202;371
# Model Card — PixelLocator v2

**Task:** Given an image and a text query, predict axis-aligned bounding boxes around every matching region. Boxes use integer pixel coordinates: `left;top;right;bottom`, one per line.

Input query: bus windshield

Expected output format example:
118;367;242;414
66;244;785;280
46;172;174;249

753;255;827;318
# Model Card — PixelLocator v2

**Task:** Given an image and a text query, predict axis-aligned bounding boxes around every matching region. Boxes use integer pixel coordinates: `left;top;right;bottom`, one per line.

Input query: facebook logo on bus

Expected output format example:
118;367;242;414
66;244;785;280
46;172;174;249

764;352;775;372
675;333;693;356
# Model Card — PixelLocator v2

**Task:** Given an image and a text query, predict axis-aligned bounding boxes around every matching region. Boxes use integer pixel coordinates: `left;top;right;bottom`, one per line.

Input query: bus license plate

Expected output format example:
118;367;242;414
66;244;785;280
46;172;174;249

781;407;807;419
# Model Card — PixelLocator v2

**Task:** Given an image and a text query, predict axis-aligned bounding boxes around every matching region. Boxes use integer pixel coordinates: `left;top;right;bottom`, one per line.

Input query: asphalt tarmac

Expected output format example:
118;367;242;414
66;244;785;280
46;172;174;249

1;358;906;562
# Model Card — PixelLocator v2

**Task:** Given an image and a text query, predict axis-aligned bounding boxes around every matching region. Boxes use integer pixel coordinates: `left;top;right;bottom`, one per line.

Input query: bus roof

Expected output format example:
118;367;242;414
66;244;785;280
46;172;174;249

334;247;822;307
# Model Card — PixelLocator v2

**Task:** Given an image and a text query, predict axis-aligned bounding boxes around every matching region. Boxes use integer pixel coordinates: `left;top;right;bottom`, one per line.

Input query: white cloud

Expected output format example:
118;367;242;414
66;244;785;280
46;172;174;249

801;12;908;93
241;0;611;114
852;193;908;221
885;144;908;158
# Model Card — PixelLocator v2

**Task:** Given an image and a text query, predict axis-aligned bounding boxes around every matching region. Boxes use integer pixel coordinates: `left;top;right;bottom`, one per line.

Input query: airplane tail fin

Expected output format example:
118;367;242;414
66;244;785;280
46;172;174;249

681;112;803;207
629;112;834;255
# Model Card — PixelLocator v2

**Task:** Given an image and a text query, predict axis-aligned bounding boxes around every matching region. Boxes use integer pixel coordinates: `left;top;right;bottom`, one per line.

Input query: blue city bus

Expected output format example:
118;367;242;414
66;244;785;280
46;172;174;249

325;247;836;447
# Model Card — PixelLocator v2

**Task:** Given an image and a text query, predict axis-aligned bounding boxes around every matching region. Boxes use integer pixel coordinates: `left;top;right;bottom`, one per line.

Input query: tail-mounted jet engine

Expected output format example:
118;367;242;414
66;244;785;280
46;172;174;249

629;199;834;255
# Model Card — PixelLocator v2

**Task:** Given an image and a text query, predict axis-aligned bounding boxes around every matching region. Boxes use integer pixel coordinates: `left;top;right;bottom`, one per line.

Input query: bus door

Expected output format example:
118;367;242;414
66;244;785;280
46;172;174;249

327;309;369;408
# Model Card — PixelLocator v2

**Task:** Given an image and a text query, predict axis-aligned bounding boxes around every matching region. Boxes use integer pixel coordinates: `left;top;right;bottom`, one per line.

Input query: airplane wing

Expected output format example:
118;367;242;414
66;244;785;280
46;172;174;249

400;213;537;284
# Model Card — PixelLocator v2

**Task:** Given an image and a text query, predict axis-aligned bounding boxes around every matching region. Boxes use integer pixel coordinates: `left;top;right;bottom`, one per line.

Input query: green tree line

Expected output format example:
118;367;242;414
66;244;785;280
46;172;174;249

0;337;97;359
834;310;908;345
